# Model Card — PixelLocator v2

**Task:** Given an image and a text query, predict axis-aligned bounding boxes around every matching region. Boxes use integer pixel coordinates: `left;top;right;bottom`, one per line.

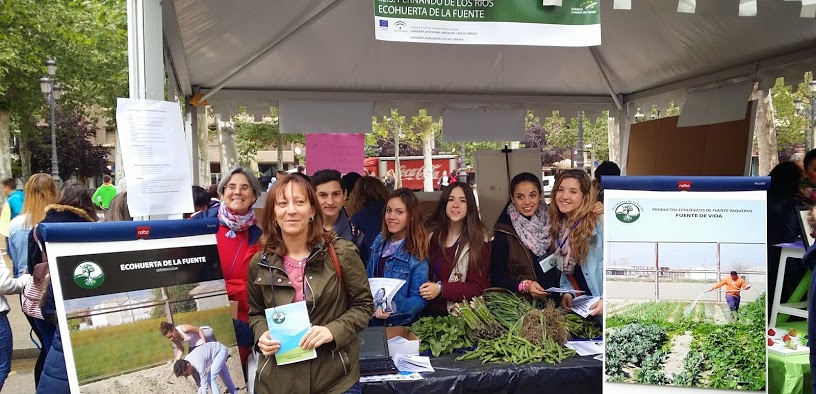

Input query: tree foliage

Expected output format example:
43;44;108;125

20;108;108;180
370;108;434;157
1;0;127;177
151;284;198;317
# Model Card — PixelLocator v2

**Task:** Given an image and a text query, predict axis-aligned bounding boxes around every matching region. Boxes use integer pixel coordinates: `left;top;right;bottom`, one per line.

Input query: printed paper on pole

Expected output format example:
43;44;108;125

373;0;601;47
116;98;194;216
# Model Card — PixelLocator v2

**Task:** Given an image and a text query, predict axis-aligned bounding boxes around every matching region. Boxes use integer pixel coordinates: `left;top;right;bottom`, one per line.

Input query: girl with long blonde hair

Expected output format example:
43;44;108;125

548;170;604;319
8;174;58;277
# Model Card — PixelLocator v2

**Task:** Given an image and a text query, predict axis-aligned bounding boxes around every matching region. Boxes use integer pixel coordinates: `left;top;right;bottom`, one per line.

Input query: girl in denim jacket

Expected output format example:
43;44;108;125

367;188;429;326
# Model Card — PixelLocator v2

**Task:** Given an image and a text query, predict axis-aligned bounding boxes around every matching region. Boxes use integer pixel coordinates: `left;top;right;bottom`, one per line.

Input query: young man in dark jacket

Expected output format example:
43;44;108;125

311;169;369;264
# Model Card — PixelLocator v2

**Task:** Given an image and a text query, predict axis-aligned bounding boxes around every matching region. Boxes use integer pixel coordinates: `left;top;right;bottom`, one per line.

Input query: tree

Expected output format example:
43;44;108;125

21;108;108;180
151;284;198;317
665;101;681;117
522;111;565;166
0;0;128;179
771;77;807;152
370;109;429;157
408;109;440;191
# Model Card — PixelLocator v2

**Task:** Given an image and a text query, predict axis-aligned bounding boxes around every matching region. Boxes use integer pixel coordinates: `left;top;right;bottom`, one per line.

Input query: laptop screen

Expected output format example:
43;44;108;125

358;327;389;360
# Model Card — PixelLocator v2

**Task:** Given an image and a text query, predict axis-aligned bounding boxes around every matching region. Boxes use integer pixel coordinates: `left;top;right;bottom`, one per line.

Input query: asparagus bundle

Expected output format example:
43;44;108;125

451;297;506;340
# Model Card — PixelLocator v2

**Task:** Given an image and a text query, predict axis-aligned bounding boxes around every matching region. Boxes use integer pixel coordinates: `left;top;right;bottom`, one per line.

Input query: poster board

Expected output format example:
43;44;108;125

305;133;365;175
474;148;542;233
602;176;769;392
42;219;242;393
625;105;753;176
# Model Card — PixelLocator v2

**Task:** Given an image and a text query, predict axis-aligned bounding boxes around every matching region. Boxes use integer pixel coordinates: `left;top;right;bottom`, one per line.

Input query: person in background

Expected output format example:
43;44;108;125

91;175;117;210
104;192;132;222
367;188;429;326
384;169;396;191
1;178;23;219
297;165;305;173
591;161;620;203
208;184;220;203
708;271;751;321
767;161;808;312
0;249;31;390
29;181;98;393
800;149;816;203
267;169;286;192
791;151;805;170
311;170;368;263
348;176;390;249
8;175;58;278
192;168;262;378
340;172;363;202
5;174;57;392
173;342;237;394
549;170;604;322
189;186;213;218
422;183;490;315
437;170;452;190
248;174;373;394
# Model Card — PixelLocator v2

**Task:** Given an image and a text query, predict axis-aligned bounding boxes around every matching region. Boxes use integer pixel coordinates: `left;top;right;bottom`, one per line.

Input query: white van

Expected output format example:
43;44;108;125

541;175;556;196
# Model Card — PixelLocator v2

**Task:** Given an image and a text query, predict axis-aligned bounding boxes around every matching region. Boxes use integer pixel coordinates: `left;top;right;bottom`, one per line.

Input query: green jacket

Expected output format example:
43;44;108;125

92;184;117;209
248;237;374;394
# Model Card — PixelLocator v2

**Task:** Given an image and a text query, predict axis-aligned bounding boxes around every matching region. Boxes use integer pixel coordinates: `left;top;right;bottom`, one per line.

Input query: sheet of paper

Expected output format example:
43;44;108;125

369;278;406;312
265;301;316;366
392;354;434;373
115;98;194;216
571;295;600;318
594;354;603;361
544;287;584;295
388;336;409;345
566;340;604;356
359;372;424;383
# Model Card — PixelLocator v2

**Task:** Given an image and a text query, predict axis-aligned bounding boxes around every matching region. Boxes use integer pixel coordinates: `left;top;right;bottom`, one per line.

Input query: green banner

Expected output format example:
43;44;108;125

374;0;600;46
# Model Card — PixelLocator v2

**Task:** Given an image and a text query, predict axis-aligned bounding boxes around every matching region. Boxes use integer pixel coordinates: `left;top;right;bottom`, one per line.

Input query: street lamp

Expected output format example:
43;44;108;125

39;58;62;187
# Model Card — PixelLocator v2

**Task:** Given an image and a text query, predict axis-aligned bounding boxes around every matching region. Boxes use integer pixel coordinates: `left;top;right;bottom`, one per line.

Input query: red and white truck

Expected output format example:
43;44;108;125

364;155;458;191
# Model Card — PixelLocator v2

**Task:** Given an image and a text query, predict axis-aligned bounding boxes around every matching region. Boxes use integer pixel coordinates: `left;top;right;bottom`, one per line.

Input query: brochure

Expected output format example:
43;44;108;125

265;301;316;366
565;340;604;356
544;287;584;295
369;278;406;313
571;295;601;318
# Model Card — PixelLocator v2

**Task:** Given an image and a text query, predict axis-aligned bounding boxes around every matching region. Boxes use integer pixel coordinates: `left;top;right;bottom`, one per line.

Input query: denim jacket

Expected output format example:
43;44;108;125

560;218;604;299
366;233;428;326
7;213;30;277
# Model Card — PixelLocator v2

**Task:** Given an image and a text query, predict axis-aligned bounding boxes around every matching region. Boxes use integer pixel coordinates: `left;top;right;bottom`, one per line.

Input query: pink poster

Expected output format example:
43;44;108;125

305;133;365;175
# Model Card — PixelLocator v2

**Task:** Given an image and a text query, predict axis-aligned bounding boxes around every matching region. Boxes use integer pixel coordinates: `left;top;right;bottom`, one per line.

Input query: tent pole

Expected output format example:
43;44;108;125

589;47;623;111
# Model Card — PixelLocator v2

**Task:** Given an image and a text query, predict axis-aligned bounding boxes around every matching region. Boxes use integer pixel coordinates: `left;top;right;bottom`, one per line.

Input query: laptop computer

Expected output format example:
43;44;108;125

358;326;400;376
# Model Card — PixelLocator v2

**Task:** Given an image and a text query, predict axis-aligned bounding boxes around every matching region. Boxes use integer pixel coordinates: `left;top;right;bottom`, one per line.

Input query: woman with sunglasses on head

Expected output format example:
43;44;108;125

549;170;604;321
422;183;490;315
247;175;373;394
367;188;430;326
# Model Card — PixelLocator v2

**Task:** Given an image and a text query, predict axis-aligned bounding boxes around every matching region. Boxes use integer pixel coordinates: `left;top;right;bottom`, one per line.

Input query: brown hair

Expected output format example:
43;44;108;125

346;176;389;217
428;183;487;272
21;174;59;228
58;180;99;221
159;322;175;336
384;188;429;261
1;178;15;190
548;170;598;264
259;175;331;257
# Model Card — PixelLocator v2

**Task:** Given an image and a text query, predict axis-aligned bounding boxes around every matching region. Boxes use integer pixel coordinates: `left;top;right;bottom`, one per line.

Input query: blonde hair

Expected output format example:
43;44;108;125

548;170;599;264
22;174;59;228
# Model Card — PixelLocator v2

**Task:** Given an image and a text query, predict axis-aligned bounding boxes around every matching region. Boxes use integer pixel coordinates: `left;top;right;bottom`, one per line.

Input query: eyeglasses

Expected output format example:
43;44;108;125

226;184;252;192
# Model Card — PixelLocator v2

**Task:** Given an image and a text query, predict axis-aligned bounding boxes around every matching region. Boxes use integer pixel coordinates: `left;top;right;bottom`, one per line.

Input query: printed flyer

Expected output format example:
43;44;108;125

265;301;317;366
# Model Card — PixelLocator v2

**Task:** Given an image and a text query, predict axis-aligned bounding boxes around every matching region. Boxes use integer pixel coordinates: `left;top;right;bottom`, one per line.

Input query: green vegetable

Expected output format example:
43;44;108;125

410;316;471;357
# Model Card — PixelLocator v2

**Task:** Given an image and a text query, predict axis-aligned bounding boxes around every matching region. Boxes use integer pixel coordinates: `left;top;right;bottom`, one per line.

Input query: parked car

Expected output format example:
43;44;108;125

541;175;555;197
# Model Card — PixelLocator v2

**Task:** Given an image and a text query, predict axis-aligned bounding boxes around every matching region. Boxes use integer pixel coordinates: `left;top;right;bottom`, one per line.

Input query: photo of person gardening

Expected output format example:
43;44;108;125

605;242;766;391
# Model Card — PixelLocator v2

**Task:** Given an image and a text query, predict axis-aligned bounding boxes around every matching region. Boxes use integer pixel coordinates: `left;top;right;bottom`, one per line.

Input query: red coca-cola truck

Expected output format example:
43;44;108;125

364;155;458;191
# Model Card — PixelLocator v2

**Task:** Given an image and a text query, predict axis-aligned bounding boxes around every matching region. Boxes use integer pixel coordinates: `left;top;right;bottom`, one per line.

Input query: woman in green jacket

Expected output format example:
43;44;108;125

247;174;374;394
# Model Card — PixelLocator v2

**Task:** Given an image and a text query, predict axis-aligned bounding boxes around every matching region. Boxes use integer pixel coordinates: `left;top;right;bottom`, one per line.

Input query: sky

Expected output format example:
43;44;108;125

607;241;765;270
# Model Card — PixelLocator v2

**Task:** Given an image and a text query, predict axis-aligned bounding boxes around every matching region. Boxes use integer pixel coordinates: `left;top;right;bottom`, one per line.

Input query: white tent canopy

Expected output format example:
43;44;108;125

163;0;816;116
151;0;816;177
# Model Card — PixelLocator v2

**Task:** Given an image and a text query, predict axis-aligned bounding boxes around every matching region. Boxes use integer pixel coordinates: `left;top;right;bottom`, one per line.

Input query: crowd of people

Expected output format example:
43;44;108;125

0;163;607;393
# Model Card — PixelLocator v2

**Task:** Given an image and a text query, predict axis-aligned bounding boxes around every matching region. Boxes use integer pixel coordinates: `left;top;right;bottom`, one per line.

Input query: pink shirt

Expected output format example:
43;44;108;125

283;255;307;303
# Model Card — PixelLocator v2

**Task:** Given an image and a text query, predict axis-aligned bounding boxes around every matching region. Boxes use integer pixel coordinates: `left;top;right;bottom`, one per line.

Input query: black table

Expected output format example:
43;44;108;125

361;354;602;394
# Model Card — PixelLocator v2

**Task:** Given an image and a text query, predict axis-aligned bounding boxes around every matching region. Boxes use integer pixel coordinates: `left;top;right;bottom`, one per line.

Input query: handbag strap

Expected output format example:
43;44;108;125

327;241;344;292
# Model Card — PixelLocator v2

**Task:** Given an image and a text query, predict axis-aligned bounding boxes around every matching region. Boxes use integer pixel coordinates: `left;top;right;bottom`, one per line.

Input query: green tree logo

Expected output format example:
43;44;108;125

73;262;105;290
614;202;642;223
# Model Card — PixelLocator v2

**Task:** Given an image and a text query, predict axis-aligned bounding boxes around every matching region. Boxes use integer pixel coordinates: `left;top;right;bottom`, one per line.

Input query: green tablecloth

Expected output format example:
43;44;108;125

769;321;812;394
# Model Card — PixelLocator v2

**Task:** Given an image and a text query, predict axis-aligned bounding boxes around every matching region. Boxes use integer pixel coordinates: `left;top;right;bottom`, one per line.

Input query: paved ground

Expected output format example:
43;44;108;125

2;239;40;392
